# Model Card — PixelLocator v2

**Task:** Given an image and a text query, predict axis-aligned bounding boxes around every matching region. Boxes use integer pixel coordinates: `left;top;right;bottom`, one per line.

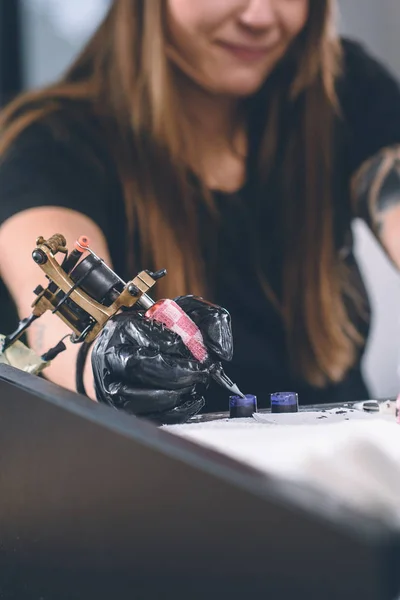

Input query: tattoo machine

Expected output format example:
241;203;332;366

1;233;243;397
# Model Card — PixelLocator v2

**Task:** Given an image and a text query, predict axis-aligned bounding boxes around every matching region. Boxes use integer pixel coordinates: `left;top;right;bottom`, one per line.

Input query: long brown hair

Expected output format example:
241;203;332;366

0;0;363;387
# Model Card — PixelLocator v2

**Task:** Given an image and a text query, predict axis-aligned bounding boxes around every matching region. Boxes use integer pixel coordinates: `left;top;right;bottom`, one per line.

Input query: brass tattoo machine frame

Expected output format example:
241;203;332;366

2;234;167;352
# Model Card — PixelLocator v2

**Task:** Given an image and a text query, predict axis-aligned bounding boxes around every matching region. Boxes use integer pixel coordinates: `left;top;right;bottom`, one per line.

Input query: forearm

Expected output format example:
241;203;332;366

0;207;114;401
28;312;96;400
352;144;400;267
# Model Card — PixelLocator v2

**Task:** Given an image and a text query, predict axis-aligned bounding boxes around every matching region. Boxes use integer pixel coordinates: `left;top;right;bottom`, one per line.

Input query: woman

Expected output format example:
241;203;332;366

0;0;399;423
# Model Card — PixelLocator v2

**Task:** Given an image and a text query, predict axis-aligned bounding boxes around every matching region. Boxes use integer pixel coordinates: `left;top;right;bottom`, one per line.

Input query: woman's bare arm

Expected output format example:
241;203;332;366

0;206;113;399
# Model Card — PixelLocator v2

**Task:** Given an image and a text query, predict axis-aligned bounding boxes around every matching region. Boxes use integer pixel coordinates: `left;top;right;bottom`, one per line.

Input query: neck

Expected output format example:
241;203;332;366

175;70;244;143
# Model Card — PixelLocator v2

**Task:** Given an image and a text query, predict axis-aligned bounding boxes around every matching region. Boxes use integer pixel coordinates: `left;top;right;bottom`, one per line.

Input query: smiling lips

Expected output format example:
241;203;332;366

216;41;279;62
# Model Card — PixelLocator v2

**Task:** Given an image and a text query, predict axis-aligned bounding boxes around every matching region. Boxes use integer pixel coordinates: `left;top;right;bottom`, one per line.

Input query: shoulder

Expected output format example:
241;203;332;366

337;38;400;171
340;38;398;81
338;38;400;114
0;103;118;233
1;103;111;172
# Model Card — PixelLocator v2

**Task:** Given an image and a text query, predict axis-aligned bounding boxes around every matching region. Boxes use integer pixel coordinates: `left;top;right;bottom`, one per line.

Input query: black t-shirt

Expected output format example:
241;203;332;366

1;39;400;411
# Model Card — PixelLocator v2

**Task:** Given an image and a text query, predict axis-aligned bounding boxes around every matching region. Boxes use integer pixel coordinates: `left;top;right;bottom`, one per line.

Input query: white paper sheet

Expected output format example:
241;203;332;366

165;411;400;523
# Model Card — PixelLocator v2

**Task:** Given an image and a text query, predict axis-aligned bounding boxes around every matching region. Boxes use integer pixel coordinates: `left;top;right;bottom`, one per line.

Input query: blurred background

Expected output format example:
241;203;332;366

0;0;399;398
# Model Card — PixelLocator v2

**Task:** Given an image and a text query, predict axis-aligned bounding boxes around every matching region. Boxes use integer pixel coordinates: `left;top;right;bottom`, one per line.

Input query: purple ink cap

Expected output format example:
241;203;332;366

270;391;299;414
229;394;257;419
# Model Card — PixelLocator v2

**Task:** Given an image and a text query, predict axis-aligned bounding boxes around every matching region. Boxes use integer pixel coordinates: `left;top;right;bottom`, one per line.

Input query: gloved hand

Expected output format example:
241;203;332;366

91;295;233;425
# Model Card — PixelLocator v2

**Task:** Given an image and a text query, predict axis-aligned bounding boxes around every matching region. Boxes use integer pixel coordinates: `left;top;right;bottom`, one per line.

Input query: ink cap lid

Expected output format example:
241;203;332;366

271;391;298;405
229;394;257;408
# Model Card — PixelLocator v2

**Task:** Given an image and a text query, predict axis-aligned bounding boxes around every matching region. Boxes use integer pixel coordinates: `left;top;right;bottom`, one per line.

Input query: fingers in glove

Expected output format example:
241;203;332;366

105;344;209;389
145;394;205;425
174;295;233;361
98;381;197;415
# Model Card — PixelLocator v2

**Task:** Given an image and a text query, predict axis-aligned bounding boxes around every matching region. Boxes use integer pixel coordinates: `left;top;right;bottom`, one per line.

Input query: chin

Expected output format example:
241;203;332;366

213;66;276;97
217;77;269;97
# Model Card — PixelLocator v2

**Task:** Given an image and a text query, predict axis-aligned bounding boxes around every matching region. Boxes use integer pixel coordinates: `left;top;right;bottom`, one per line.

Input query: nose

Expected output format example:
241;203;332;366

238;0;277;30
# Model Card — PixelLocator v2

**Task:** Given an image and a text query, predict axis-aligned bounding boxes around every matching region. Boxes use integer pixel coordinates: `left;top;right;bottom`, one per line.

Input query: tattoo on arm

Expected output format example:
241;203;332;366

352;145;400;266
30;322;46;354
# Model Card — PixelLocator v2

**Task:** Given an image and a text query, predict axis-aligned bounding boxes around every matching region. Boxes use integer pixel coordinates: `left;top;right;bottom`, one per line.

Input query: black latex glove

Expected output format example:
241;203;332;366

91;295;233;425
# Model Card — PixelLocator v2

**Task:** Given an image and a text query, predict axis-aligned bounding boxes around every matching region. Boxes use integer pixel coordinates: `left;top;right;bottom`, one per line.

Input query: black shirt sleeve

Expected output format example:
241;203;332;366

0;112;129;337
0;114;112;236
339;39;400;174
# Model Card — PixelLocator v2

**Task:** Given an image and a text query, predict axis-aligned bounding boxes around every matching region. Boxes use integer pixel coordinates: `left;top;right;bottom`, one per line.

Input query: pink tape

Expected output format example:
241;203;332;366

145;299;208;363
